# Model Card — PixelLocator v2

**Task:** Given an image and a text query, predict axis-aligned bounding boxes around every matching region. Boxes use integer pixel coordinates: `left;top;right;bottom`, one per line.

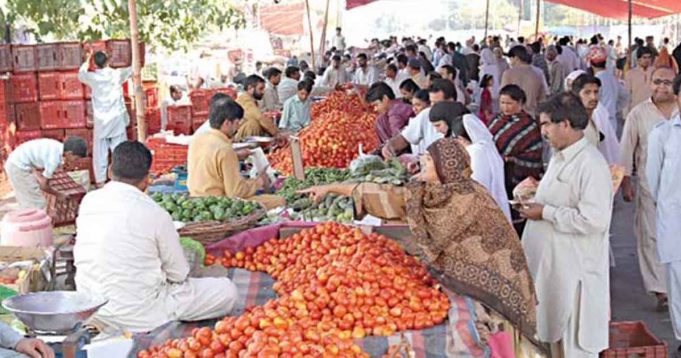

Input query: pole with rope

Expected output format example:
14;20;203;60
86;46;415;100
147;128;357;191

127;0;146;141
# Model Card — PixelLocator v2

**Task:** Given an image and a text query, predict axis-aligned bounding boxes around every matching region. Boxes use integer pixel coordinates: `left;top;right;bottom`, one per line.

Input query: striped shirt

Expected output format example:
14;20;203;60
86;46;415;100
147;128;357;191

488;111;544;189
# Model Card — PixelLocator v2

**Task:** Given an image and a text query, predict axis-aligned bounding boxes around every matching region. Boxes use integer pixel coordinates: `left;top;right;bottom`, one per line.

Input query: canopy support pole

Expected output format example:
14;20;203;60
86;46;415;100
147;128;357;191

484;0;490;39
517;0;523;37
628;0;633;68
319;0;331;58
305;0;316;70
128;0;146;141
534;0;541;39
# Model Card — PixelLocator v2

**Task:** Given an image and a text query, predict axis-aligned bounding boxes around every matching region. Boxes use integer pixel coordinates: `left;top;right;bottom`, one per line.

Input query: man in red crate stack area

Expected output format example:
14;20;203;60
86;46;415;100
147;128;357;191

78;50;132;188
74;141;238;333
4;137;88;210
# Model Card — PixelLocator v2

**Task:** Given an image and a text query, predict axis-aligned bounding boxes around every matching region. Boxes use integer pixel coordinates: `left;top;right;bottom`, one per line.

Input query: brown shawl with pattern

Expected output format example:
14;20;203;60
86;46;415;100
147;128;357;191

405;138;537;339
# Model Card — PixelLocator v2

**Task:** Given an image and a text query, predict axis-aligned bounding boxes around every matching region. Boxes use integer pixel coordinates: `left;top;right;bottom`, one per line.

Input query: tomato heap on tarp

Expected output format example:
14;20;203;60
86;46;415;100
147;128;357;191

140;223;450;358
268;92;379;175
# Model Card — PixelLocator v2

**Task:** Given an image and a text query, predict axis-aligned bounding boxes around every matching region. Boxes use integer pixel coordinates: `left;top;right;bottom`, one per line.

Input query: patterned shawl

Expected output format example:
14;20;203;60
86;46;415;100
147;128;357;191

405;138;537;339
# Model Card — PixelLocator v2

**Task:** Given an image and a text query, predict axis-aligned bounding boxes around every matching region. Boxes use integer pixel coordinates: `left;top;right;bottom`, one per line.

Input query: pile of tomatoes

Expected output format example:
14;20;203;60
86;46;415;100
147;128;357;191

269;92;379;175
140;223;450;358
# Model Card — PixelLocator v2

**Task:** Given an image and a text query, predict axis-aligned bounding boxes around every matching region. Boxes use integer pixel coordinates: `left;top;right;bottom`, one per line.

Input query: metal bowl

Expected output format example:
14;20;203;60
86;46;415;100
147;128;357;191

244;136;275;149
2;291;108;335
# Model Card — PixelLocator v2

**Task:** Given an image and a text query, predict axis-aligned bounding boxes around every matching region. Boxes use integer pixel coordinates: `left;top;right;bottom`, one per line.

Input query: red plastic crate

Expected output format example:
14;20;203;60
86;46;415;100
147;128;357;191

15;103;41;131
5;104;15;127
44;171;86;227
167;105;192;135
62;100;87;129
9;73;38;103
38;72;61;101
0;45;12;72
41;129;65;142
189;90;210;117
145;108;161;134
212;87;237;100
65;128;92;153
38;101;62;129
83;84;91;100
107;39;145;68
85;100;93;128
14;130;41;146
602;321;667;358
57;42;83;70
36;44;59;71
60;72;84;100
144;86;158;109
11;45;36;72
63;156;95;184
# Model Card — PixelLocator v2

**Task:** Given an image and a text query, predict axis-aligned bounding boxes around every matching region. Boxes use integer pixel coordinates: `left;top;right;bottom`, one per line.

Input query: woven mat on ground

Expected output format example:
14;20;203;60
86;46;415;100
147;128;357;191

129;267;488;357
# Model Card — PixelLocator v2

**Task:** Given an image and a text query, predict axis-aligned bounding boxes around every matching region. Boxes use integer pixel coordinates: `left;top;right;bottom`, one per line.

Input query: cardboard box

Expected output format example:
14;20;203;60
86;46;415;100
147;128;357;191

0;246;50;294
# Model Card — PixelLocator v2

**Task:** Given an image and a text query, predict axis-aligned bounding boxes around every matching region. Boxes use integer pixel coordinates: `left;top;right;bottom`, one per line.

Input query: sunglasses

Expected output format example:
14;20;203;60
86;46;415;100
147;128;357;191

653;79;673;86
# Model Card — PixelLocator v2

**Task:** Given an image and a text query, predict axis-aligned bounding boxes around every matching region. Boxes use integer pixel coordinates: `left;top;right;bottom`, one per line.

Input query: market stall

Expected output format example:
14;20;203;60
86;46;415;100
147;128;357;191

132;222;516;358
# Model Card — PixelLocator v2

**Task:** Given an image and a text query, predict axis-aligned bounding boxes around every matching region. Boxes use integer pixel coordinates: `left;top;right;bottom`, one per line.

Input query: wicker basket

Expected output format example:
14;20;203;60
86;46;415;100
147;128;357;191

178;208;266;245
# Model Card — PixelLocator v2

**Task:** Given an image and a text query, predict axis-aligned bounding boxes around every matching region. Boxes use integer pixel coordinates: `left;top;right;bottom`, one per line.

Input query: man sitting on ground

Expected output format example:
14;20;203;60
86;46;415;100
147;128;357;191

188;97;285;210
75;141;238;333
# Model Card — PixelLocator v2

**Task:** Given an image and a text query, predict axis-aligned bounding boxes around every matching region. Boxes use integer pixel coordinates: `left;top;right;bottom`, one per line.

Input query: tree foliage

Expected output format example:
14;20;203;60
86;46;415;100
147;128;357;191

2;0;246;50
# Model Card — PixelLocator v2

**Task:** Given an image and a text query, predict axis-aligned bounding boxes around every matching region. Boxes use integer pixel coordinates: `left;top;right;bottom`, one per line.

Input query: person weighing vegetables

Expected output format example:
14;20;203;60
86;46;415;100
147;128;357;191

188;97;285;210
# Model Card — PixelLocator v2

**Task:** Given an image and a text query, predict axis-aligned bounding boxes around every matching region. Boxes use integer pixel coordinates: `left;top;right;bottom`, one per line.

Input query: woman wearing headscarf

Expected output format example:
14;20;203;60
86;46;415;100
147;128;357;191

654;46;680;74
299;138;540;354
479;48;501;101
428;102;512;221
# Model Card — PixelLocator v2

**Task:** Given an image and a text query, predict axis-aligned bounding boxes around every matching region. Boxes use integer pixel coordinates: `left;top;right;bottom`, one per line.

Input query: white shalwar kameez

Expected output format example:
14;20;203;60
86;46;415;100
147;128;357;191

522;138;613;358
78;63;132;184
74;182;237;333
647;114;681;340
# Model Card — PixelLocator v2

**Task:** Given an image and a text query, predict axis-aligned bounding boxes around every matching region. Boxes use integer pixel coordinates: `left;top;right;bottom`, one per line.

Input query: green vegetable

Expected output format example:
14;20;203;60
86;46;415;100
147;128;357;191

151;193;262;223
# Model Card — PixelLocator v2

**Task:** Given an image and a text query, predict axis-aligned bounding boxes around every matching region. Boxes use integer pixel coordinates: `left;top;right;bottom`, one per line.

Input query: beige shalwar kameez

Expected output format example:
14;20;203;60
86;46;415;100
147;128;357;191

624;66;654;115
522;138;613;357
620;99;677;294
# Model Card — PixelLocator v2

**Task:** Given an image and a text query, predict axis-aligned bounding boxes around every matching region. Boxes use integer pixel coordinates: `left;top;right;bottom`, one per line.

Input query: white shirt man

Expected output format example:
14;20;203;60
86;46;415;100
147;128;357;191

647;112;681;346
557;45;580;71
384;69;409;98
332;29;346;52
4;138;86;209
160;87;189;131
520;94;612;358
278;76;299;104
353;65;379;87
75;141;237;333
401;107;443;155
321;60;348;88
78;52;132;185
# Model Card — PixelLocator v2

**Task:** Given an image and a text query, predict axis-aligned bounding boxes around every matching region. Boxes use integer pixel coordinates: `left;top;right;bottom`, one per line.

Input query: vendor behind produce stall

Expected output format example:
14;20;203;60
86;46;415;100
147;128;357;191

160;85;188;131
4;137;88;209
299;138;540;352
259;67;282;112
365;82;414;145
235;75;282;141
75;141;238;333
188;97;285;210
279;80;313;133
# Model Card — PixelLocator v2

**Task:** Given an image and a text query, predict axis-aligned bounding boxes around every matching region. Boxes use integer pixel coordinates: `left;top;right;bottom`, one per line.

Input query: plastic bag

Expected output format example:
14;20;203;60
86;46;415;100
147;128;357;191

349;145;385;176
180;237;206;270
